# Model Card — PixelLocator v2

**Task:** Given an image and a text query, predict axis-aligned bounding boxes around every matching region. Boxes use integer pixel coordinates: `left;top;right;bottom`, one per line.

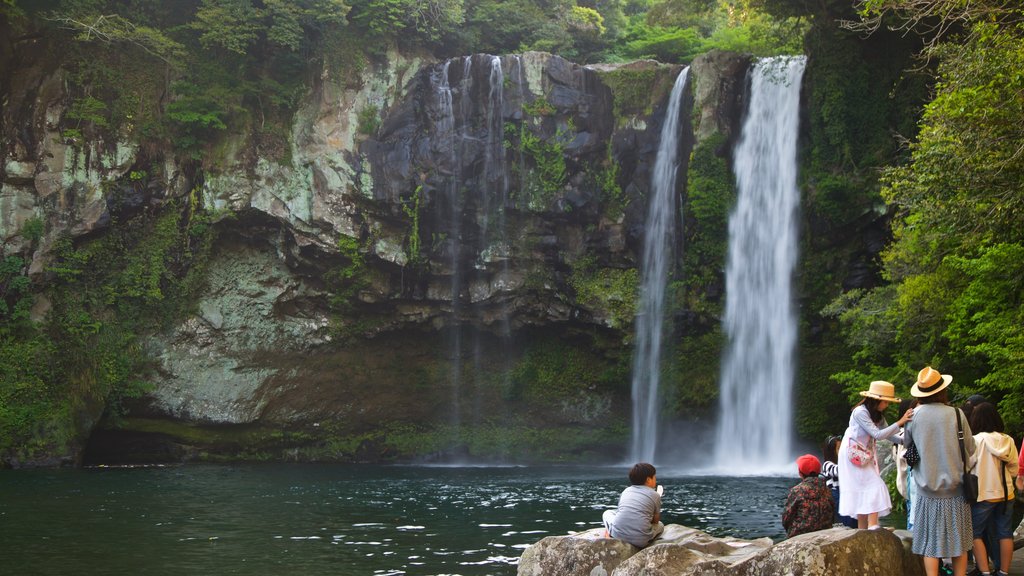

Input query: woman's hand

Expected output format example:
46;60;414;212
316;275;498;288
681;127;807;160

897;408;914;426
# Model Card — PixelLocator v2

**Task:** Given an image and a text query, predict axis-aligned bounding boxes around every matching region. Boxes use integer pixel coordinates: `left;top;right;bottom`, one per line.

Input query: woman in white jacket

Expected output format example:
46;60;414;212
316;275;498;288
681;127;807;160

838;380;914;530
968;402;1019;576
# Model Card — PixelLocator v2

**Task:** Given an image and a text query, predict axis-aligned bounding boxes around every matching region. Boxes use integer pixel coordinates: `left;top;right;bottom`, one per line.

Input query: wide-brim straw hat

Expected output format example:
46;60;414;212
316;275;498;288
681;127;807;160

911;366;953;398
859;380;900;402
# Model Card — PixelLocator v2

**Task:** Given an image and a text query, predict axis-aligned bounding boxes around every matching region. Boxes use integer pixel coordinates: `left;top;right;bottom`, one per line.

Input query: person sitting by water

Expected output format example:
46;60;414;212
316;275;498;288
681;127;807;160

602;462;664;548
783;454;835;538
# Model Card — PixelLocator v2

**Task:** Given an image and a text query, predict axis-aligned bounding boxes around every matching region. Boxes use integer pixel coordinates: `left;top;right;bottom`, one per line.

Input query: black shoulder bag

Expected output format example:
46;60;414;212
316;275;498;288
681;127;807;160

956;408;979;503
904;428;921;469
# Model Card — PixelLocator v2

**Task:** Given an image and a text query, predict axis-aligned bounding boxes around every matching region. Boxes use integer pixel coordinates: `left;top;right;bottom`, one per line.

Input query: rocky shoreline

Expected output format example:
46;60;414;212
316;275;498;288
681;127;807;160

520;519;1024;575
518;524;925;576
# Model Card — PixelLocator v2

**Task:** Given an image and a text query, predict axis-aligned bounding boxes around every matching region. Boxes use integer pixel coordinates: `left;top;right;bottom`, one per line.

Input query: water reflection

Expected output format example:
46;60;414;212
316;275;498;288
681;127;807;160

0;465;796;575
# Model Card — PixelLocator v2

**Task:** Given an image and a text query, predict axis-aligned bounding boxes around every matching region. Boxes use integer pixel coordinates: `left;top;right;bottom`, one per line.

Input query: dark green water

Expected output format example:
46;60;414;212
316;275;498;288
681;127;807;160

0;464;798;575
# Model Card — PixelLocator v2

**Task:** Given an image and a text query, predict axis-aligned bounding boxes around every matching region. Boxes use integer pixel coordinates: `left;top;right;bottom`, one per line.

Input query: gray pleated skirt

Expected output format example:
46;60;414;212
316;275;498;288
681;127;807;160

910;493;973;558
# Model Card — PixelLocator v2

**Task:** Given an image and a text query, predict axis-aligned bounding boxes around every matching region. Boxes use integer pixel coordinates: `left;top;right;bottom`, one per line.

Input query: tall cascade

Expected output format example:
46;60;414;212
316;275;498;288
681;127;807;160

630;67;690;464
431;55;515;448
433;58;464;430
714;56;807;470
479;55;510;323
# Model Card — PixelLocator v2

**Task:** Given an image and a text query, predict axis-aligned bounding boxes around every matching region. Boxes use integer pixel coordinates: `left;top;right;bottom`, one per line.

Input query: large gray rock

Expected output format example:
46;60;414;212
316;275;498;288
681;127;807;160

517;525;926;576
689;50;752;144
517;528;637;576
742;527;925;576
613;524;771;576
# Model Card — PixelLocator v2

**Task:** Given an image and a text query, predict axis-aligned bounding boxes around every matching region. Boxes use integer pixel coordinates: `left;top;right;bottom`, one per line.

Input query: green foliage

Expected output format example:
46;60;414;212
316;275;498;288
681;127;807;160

801;24;926;228
1;0;24;18
48;0;342;155
943;244;1024;432
194;0;350;53
522;97;556;117
348;0;404;38
0;336;61;458
402;186;423;265
1;194;216;463
619;25;703;62
519;124;568;208
509;335;627;403
597;67;665;119
569;255;639;330
66;95;110;128
826;19;1024;438
356;104;380;135
564;5;609;61
569;6;606;36
682;133;734;309
325;235;369;311
594;142;627;219
882;22;1024;262
314;421;627;462
0;256;33;328
193;0;264;53
665;330;722;419
794;337;858;442
51;12;187;67
164;80;232;154
699;9;805;56
20;217;45;242
60;34;169;142
348;0;464;47
607;0;806;62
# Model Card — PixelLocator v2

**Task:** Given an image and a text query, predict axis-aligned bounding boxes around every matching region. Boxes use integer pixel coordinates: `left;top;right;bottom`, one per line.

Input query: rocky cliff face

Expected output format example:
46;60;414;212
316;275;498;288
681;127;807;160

2;36;757;464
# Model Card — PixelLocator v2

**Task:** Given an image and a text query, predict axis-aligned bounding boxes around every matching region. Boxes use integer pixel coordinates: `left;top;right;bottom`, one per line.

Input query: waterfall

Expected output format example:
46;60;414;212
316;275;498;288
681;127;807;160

480;55;507;243
429;55;516;453
434;59;465;433
630;67;690;464
714;57;806;470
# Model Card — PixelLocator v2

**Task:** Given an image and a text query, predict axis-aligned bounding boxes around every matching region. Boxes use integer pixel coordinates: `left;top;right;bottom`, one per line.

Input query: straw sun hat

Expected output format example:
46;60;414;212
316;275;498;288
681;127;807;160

911;366;953;398
859;380;900;403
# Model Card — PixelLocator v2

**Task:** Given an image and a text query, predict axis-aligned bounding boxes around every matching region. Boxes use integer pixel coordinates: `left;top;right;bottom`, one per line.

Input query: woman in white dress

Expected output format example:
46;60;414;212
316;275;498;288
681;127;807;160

838;380;914;529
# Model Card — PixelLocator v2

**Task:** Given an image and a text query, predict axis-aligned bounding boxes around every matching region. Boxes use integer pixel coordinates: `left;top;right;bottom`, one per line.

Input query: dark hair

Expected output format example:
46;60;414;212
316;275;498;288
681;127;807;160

898;398;917;414
969;402;1005;434
629;462;656;485
857;397;886;424
823;435;842;464
917;388;949;405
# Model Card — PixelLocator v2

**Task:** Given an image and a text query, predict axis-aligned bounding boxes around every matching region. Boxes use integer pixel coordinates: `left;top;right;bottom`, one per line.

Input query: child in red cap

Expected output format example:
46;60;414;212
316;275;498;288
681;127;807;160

782;454;835;538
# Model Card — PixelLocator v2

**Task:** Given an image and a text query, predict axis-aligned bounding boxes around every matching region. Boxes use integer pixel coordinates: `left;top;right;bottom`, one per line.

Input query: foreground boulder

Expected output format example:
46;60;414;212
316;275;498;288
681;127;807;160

518;525;925;576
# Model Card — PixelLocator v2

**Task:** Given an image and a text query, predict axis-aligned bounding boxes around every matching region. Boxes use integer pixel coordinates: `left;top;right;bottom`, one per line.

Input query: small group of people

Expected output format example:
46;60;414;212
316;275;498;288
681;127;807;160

782;366;1022;576
598;365;1021;576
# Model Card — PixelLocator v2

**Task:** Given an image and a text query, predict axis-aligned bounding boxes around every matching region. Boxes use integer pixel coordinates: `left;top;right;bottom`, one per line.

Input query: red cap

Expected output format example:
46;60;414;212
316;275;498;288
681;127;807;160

796;454;821;477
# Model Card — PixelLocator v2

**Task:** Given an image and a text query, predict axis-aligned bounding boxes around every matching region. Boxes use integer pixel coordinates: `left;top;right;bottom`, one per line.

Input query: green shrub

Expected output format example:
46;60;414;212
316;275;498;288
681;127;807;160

356;104;381;135
683;133;734;309
569;255;639;330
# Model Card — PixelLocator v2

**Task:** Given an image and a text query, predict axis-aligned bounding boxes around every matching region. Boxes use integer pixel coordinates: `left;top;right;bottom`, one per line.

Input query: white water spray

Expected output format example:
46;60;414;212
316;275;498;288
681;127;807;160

714;57;806;470
483;55;506;224
630;67;690;464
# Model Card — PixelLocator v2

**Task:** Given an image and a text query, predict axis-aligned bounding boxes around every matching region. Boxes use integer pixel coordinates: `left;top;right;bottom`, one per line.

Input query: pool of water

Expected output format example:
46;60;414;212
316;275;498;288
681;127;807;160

0;464;805;575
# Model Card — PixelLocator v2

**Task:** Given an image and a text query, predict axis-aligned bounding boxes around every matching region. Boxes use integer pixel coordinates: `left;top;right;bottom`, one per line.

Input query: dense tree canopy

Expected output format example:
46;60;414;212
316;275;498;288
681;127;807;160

826;4;1024;433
